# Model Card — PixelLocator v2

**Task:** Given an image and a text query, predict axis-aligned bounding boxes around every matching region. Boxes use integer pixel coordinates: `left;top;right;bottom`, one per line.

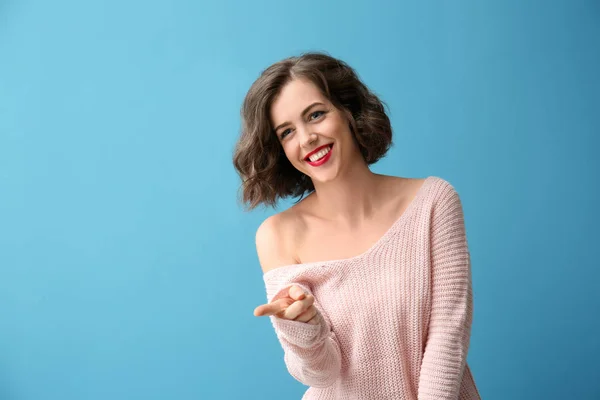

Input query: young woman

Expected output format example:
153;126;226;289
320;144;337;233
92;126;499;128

233;52;481;399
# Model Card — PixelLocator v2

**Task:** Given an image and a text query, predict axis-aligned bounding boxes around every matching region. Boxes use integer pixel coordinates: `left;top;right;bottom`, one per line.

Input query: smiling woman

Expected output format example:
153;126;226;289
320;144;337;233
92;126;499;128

270;77;366;185
232;52;392;210
232;52;481;399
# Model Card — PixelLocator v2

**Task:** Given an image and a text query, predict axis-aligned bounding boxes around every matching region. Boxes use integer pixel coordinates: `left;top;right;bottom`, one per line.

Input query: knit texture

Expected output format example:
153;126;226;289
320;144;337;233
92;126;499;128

262;176;481;400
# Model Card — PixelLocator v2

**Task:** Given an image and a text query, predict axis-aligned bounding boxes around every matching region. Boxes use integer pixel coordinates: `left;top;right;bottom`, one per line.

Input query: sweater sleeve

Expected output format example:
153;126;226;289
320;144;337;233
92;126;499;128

267;282;342;388
418;183;474;399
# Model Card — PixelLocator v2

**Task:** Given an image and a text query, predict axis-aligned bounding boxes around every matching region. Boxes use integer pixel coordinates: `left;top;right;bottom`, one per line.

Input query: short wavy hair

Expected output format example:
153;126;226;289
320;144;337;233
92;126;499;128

233;51;393;210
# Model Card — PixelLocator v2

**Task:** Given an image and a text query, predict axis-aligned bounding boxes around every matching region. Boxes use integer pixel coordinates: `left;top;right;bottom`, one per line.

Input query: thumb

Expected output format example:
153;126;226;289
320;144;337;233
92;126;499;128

289;285;306;300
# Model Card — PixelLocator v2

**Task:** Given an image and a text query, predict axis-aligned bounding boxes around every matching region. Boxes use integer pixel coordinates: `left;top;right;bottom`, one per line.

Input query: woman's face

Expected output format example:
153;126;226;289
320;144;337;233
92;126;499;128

270;78;363;184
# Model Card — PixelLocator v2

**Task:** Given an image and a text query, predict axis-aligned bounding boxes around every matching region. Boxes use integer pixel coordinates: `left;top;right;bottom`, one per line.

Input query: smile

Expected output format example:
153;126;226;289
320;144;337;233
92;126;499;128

305;143;333;166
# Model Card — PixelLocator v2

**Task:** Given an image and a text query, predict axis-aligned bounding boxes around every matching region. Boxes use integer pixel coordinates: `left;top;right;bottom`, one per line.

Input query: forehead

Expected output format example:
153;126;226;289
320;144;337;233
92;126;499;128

270;78;328;123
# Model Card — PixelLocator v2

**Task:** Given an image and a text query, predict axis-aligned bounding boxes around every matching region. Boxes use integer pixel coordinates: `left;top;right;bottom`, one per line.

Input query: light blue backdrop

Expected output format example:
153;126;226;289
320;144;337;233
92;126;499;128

1;1;598;399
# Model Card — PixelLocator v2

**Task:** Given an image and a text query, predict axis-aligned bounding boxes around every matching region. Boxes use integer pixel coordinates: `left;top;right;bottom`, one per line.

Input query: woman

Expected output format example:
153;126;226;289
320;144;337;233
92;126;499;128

233;52;481;399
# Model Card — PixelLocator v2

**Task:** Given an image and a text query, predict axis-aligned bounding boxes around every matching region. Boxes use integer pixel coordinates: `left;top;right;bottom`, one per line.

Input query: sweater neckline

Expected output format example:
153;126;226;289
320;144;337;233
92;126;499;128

263;176;437;279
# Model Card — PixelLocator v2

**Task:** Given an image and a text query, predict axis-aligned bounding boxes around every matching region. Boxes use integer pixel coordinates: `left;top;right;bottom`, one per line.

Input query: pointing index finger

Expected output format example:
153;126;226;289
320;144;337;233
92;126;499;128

254;298;290;317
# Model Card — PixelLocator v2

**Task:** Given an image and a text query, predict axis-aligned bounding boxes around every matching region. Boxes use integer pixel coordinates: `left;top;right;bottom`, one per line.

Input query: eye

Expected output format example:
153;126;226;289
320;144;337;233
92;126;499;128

279;128;292;140
309;110;325;120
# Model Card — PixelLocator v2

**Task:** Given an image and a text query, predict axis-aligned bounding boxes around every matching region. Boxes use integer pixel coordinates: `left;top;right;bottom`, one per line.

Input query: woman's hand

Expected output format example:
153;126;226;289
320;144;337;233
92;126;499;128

254;285;319;325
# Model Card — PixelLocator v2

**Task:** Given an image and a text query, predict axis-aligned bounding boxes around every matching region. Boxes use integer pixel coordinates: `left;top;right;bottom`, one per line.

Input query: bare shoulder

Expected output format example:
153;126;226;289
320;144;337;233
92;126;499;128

409;176;428;194
381;175;428;200
255;209;300;274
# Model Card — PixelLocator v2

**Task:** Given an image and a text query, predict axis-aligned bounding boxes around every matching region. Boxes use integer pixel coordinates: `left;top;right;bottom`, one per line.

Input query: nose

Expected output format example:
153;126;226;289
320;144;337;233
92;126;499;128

298;125;318;148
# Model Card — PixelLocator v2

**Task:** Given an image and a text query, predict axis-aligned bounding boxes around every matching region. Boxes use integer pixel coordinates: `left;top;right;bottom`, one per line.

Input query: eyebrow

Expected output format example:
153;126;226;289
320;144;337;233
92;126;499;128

273;102;325;133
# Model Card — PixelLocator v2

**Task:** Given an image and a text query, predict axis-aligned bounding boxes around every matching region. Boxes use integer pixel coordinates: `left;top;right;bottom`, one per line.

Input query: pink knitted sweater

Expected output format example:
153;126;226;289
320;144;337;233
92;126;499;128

262;176;481;399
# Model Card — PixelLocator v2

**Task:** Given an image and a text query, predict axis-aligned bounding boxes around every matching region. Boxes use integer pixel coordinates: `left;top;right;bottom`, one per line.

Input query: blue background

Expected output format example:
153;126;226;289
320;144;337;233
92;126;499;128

1;1;598;399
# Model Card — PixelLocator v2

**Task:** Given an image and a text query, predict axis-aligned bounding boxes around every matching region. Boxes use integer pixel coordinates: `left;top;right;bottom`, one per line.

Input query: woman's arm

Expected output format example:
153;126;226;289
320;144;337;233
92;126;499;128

418;182;474;399
256;215;342;388
267;283;342;388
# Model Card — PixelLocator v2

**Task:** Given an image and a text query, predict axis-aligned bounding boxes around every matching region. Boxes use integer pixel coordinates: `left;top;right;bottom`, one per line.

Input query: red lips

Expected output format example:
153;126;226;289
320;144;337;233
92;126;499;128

304;143;334;167
303;143;333;161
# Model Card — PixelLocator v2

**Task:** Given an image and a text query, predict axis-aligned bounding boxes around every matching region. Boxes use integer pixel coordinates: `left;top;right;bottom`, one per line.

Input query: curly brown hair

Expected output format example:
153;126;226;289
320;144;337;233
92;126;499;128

233;51;393;210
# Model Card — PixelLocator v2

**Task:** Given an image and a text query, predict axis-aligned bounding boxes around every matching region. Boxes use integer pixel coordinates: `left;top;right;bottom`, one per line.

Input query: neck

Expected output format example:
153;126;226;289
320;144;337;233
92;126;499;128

310;161;383;227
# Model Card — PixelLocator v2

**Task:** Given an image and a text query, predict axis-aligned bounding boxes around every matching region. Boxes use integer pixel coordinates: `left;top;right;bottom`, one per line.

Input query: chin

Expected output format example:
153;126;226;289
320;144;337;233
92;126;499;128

309;171;339;185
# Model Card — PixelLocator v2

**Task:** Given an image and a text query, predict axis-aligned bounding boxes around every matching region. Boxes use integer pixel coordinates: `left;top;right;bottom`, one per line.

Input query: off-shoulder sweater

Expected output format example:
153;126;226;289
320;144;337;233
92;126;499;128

262;176;481;399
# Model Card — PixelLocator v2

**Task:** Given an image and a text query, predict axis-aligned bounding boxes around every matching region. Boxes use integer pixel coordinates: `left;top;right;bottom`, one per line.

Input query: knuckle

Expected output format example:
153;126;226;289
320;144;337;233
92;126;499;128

284;302;301;319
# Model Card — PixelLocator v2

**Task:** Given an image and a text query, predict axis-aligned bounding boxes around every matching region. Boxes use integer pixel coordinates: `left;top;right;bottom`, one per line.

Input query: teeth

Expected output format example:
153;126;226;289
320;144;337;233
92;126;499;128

308;145;331;162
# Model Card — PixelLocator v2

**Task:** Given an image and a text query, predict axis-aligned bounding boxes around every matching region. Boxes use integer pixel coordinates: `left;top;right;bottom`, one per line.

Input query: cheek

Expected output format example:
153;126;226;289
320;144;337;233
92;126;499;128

282;143;300;163
325;115;348;136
